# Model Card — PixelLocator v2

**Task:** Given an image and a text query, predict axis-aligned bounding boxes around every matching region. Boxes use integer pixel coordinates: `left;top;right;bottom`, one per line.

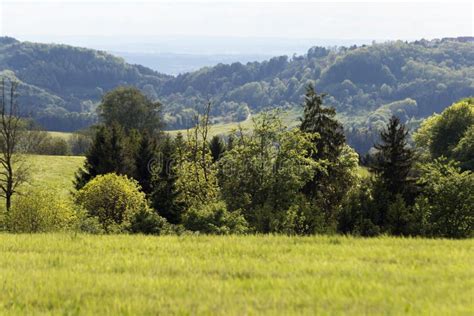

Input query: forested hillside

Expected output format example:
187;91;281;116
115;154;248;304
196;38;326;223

0;36;472;152
0;37;170;130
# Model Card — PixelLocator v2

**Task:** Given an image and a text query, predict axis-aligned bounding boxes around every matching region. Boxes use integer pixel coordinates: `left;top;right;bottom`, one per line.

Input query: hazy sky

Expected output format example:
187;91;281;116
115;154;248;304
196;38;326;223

1;0;473;42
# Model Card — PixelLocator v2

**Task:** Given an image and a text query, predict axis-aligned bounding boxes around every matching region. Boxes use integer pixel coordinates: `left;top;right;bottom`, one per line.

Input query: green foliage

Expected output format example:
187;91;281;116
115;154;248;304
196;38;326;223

174;109;220;211
5;188;77;233
150;135;184;224
0;38;169;131
453;125;474;170
371;116;416;199
338;179;425;237
182;202;248;235
74;123;135;190
75;173;150;233
129;209;171;235
219;112;320;233
209;135;226;162
98;87;163;133
37;136;71;155
338;179;383;237
414;98;474;170
2;37;473;155
280;194;325;235
76;214;105;234
300;85;358;228
300;85;345;160
133;131;157;194
416;158;474;238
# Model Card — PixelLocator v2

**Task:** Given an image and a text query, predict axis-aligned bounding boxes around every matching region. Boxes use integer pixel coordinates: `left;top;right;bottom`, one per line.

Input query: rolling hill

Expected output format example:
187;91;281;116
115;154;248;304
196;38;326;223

1;36;473;152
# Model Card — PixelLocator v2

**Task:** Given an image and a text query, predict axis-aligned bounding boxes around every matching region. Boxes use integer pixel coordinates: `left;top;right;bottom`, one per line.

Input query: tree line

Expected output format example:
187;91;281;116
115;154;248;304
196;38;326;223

0;80;472;238
75;86;474;238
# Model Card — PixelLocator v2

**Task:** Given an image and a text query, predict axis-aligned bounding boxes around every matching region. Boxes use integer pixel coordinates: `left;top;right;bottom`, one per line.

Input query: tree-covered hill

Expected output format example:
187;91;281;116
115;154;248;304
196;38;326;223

160;38;473;129
0;36;472;152
0;36;170;130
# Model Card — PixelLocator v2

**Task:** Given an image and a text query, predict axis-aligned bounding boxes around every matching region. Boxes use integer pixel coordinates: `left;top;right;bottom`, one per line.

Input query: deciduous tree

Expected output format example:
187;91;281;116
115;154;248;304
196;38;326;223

0;79;29;212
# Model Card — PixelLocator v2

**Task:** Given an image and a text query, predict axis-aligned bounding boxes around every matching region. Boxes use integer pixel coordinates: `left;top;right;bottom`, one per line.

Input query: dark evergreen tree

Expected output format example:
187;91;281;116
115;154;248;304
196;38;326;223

150;135;184;224
134;131;157;195
299;84;347;227
74;123;131;190
300;84;345;163
209;135;226;162
367;116;418;233
371;116;415;197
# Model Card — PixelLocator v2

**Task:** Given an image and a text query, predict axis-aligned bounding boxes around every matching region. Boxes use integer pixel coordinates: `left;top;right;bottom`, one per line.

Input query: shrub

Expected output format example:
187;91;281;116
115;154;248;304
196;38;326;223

6;188;77;233
183;202;248;235
75;212;105;234
129;209;170;235
75;173;149;233
280;195;326;235
37;136;71;155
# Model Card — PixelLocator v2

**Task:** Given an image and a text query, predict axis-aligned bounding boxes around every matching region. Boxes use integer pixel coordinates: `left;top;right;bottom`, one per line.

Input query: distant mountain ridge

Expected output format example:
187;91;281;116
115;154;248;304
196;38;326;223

0;36;473;152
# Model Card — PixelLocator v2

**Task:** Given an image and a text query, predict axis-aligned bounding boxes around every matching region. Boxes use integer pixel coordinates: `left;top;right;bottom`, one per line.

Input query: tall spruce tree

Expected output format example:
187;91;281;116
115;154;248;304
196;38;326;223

209;135;226;162
371;116;415;197
300;85;345;161
134;131;157;195
150;135;184;224
74;123;132;190
299;84;347;227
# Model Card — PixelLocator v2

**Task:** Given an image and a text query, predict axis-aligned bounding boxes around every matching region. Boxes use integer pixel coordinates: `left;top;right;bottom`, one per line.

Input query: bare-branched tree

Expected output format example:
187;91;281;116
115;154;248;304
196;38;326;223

0;79;29;212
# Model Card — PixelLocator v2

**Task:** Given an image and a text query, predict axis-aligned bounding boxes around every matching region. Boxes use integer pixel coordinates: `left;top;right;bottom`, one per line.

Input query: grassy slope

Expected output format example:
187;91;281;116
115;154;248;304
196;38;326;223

25;155;85;196
166;108;302;138
47;131;76;140
0;234;472;315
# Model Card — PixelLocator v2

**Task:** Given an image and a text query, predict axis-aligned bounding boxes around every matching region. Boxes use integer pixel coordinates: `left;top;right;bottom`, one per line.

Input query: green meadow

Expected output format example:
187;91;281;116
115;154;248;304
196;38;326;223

25;155;85;196
0;234;472;315
0;155;467;315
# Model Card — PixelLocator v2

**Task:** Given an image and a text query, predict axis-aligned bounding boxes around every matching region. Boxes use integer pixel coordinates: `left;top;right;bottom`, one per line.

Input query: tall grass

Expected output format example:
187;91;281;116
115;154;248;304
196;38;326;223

0;234;472;315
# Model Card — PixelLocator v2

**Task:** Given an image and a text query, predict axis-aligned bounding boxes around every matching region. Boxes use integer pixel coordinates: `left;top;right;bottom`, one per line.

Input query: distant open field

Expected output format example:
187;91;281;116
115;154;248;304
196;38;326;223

165;108;302;138
46;131;76;140
0;234;472;315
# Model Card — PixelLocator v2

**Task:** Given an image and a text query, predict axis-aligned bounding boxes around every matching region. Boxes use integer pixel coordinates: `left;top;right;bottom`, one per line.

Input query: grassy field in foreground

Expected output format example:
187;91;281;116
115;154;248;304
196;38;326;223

0;234;472;315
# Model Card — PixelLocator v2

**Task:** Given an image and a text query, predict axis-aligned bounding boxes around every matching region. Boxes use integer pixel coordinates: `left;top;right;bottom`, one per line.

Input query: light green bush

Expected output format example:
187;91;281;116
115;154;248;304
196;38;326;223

6;188;77;233
75;173;150;233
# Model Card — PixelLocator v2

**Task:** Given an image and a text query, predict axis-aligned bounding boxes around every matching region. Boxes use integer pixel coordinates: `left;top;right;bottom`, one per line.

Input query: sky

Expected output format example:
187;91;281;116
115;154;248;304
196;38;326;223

0;0;473;50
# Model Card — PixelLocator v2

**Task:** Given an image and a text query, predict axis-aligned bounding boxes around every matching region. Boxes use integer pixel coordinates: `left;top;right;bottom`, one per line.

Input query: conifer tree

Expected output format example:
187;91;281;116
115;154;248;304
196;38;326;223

150;135;184;224
371;116;415;197
74;123;131;190
300;84;345;163
209;135;226;162
134;131;157;195
299;84;350;228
